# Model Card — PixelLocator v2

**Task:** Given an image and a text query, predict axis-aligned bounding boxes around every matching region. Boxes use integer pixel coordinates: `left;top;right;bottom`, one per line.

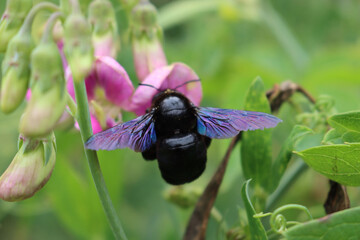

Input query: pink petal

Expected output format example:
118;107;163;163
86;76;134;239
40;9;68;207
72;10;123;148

129;65;174;115
74;114;103;134
66;67;97;101
91;114;103;134
133;40;168;82
164;62;202;106
25;89;31;101
56;40;68;69
95;56;134;107
129;63;202;116
94;34;117;58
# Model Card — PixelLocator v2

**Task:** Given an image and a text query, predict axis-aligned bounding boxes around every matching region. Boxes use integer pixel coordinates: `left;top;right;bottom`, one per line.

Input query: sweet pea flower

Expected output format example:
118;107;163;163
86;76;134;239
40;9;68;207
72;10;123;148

0;134;56;201
129;62;203;116
88;0;119;58
130;0;167;82
66;56;134;133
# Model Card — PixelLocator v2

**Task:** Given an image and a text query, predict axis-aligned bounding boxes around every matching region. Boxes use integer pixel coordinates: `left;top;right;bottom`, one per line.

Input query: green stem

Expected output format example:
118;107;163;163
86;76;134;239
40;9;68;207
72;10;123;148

73;80;127;240
66;93;77;117
270;204;312;233
260;0;309;71
265;160;308;211
158;0;219;30
211;207;228;234
68;0;81;14
41;12;63;44
19;2;60;36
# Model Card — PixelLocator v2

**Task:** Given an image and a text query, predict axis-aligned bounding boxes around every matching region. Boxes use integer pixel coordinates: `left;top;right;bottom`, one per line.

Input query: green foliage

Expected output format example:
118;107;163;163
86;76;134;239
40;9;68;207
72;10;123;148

241;77;273;193
0;0;360;239
296;143;360;186
327;111;360;143
270;125;312;191
241;180;268;240
283;206;360;240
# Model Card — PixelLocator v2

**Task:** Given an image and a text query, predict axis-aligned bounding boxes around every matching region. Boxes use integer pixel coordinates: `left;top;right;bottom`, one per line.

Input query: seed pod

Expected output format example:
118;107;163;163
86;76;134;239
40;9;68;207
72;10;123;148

0;0;32;52
0;31;33;113
64;11;94;82
130;0;167;82
0;134;56;202
19;40;66;137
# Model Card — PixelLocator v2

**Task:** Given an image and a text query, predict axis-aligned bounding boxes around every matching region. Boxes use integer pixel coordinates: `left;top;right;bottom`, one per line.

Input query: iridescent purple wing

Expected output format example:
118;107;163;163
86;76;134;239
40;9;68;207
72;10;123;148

85;112;156;152
196;107;282;139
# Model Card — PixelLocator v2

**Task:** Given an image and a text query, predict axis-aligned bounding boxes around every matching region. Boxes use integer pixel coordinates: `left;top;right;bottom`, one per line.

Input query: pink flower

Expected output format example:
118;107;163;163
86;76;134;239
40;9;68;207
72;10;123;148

129;62;202;116
130;0;168;82
0;136;56;202
67;56;134;133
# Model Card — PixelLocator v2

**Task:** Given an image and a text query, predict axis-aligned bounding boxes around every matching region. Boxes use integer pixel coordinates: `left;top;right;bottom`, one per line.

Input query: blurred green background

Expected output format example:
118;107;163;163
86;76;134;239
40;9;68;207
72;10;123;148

0;0;360;239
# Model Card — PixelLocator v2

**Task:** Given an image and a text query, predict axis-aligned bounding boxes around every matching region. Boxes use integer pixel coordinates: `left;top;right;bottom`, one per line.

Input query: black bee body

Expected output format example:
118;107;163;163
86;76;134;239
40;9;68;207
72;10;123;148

85;86;281;186
142;90;210;185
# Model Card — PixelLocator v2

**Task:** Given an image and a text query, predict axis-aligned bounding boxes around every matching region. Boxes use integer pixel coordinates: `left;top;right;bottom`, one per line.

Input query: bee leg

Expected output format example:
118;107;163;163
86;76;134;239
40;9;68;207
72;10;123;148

141;144;157;161
204;136;211;149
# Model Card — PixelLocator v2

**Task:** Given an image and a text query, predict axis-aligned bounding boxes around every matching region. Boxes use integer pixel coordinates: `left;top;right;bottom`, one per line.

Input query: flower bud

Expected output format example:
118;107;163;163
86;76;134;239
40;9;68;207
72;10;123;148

64;12;94;82
1;31;33;113
0;0;32;52
164;186;201;209
88;0;119;58
19;41;67;138
0;135;56;201
130;0;167;82
66;56;133;133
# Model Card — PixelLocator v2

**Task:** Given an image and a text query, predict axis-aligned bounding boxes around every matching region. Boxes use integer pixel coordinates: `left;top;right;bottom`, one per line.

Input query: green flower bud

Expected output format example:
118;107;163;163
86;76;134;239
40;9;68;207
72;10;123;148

19;41;66;138
88;0;118;57
0;134;56;202
131;0;159;39
130;0;167;81
64;12;94;82
0;0;33;52
1;31;33;113
163;186;201;209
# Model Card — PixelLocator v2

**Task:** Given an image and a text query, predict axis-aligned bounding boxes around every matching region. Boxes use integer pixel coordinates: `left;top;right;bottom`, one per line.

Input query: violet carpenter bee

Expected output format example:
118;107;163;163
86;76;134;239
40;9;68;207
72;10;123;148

85;81;282;185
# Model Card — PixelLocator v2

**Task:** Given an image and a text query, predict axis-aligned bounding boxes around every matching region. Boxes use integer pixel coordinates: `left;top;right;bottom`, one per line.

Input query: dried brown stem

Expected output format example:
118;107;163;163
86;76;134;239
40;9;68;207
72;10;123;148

183;137;238;240
183;80;340;239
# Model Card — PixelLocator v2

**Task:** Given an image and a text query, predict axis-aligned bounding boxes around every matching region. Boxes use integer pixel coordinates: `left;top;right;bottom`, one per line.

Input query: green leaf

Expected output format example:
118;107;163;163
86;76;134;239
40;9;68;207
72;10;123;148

42;141;53;165
342;131;360;143
270;125;313;191
283;206;360;240
241;180;268;240
241;77;273;193
328;111;360;134
296;143;360;186
322;129;343;145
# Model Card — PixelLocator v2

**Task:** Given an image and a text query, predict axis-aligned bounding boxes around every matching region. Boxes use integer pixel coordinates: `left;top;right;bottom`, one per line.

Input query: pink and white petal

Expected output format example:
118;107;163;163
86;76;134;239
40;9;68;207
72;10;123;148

164;62;202;106
25;89;31;101
95;56;134;107
93;34;117;58
91;114;103;134
65;67;75;100
129;65;173;115
56;40;68;69
66;67;97;101
74;114;103;134
133;40;168;82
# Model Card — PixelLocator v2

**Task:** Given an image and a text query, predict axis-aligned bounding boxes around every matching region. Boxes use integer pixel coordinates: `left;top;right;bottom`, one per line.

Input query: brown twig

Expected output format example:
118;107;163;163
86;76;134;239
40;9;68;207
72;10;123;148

266;80;316;112
183;136;238;240
183;80;344;239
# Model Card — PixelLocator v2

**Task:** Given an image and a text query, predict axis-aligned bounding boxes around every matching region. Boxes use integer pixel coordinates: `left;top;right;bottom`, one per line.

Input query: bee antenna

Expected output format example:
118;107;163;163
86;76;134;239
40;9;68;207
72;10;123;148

138;83;161;91
174;79;201;90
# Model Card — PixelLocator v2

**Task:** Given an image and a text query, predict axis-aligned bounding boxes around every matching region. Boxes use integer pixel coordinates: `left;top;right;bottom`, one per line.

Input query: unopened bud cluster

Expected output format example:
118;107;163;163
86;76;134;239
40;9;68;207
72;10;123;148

0;0;203;202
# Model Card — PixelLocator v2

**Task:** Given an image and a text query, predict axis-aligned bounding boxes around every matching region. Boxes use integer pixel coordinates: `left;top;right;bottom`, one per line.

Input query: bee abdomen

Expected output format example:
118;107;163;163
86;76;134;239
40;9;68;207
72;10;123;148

156;133;207;185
